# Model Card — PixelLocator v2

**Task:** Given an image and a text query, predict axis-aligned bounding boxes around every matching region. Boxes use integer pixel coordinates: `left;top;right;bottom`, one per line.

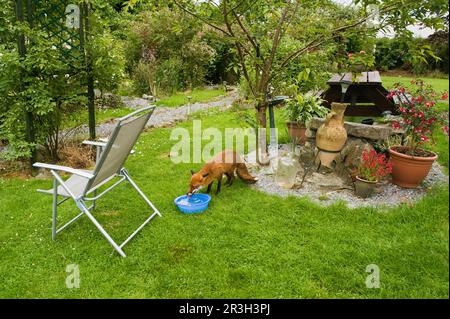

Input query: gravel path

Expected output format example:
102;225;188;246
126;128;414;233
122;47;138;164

246;152;448;209
66;90;238;139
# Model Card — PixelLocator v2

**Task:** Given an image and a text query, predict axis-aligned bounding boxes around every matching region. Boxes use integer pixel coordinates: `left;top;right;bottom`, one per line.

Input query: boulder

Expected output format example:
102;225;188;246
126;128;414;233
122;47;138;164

334;137;375;178
309;117;394;141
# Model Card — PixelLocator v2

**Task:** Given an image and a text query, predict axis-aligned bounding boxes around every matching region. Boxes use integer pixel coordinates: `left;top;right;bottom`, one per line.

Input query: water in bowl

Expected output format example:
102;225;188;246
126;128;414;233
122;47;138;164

178;196;204;206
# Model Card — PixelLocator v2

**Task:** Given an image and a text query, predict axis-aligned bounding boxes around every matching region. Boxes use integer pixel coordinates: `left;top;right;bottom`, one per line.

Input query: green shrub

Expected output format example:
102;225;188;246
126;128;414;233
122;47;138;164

126;8;216;95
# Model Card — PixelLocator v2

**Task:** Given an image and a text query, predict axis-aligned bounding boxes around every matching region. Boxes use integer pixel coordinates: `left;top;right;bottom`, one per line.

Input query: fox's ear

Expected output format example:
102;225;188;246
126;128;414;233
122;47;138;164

190;169;195;175
202;173;209;178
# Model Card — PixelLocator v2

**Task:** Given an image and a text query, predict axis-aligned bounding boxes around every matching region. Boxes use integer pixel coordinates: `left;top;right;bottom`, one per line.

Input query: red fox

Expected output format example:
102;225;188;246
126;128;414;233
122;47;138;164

188;150;257;195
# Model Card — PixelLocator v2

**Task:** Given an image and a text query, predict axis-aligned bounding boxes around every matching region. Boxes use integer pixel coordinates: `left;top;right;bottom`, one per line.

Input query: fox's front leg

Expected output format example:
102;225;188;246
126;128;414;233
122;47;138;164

206;182;213;194
216;175;223;194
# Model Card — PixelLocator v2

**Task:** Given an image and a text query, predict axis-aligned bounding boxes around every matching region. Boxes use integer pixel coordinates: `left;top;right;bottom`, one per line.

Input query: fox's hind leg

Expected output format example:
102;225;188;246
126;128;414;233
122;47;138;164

225;172;235;186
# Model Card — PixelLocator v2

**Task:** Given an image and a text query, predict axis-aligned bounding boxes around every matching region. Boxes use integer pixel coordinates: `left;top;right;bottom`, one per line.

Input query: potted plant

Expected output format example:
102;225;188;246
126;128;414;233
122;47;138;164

387;79;449;188
284;94;328;144
353;149;392;198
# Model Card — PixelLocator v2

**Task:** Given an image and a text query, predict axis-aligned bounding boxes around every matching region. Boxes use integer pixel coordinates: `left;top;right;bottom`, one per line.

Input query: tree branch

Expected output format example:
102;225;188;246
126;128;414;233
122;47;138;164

279;2;399;69
173;0;232;37
258;1;293;94
222;0;256;96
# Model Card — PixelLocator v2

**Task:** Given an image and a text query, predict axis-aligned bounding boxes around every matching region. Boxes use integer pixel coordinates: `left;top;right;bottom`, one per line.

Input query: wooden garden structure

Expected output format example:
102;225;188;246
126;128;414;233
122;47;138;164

14;0;96;165
321;71;397;117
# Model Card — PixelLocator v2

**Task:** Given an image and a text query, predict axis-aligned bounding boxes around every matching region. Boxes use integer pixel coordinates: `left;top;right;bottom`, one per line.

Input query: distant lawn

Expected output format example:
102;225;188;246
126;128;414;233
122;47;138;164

155;88;225;107
382;76;449;93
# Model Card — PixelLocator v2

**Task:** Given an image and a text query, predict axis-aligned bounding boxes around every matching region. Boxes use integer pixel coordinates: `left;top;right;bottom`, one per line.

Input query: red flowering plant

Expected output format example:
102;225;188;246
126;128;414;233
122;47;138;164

354;150;392;182
387;79;449;157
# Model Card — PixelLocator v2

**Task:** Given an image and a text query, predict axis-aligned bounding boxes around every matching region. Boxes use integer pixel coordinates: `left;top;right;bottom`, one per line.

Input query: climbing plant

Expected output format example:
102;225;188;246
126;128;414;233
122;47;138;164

0;0;125;162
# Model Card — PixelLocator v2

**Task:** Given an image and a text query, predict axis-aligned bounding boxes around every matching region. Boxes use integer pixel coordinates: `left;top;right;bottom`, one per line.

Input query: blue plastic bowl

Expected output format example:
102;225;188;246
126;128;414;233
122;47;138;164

174;193;212;214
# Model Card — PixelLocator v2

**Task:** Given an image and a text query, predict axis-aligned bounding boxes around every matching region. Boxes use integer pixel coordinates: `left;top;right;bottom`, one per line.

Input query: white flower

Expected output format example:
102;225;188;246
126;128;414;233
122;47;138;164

65;74;70;78
51;45;57;50
53;75;58;78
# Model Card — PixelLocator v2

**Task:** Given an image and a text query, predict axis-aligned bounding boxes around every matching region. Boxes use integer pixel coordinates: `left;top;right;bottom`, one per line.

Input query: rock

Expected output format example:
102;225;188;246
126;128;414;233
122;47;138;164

309;117;393;141
305;128;316;139
301;171;350;191
35;168;52;179
142;94;154;100
334;138;375;179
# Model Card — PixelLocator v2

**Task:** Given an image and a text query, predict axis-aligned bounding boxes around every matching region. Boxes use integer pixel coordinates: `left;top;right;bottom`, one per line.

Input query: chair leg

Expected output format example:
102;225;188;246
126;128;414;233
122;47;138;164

77;200;127;257
52;178;58;241
92;189;97;212
122;170;162;217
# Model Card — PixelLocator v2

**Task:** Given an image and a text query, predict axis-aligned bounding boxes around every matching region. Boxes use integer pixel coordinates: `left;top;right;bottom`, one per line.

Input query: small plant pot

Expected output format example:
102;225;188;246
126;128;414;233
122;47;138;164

354;176;377;198
389;146;438;188
286;121;306;145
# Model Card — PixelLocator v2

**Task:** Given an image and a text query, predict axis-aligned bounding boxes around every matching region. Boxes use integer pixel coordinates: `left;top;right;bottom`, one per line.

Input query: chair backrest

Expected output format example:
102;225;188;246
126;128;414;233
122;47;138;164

84;106;155;193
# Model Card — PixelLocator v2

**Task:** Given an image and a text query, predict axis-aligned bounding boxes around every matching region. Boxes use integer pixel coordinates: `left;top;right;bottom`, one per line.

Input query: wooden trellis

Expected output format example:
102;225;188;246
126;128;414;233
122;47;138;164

30;0;84;64
17;0;97;153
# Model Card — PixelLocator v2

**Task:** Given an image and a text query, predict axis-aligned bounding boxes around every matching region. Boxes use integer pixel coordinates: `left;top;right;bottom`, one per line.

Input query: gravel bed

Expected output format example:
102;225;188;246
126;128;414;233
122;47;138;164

247;153;448;209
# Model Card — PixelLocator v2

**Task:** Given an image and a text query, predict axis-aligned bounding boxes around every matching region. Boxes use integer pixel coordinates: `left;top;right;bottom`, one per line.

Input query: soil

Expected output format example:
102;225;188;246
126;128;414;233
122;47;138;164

391;146;436;158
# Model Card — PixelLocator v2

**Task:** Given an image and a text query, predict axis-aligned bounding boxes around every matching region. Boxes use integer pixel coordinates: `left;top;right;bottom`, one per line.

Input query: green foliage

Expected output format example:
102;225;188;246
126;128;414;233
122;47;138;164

0;0;127;161
126;8;216;95
0;26;86;160
375;34;448;74
91;31;126;93
283;94;328;124
374;37;410;71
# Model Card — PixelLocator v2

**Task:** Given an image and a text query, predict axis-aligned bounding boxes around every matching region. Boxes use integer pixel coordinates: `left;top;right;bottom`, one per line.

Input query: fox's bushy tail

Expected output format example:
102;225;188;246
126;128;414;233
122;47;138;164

236;163;257;184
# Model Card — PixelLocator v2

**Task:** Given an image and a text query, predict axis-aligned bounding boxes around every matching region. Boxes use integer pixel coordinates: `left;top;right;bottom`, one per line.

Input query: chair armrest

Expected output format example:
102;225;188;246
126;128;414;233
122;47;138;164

82;140;107;148
33;162;94;179
83;140;135;154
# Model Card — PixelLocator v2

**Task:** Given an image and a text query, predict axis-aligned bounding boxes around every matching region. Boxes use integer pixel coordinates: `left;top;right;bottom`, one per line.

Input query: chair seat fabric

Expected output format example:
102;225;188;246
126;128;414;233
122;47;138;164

40;170;93;198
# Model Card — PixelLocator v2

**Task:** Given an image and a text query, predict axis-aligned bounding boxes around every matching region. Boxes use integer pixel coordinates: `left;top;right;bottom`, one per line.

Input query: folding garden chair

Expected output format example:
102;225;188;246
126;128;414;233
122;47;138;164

33;106;161;257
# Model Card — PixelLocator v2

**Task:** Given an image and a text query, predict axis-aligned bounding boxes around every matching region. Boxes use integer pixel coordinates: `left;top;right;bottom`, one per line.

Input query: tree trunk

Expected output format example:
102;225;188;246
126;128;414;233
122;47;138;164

256;103;270;165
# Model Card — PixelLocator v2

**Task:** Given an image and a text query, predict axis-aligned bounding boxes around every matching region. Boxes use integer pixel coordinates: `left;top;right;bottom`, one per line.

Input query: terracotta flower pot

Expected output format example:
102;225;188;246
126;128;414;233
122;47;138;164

286;121;306;145
389;146;438;188
354;176;377;198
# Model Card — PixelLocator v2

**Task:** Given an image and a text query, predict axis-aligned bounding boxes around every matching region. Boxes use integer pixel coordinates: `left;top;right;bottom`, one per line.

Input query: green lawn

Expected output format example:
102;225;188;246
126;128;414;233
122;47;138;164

0;78;448;298
155;88;226;107
381;75;449;93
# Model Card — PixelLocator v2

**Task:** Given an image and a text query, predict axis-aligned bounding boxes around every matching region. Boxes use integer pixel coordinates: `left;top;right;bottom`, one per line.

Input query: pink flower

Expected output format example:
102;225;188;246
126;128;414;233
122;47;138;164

392;122;401;130
442;93;448;100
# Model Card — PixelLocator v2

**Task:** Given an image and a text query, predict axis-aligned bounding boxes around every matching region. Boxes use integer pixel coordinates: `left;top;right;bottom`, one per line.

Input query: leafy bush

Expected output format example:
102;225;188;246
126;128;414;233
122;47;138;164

375;36;448;75
126;8;216;95
0;1;126;161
